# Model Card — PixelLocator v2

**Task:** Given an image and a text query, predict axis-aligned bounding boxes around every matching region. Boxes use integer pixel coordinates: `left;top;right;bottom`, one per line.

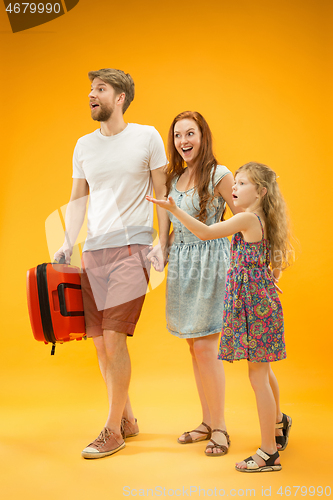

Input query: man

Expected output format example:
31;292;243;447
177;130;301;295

54;68;169;459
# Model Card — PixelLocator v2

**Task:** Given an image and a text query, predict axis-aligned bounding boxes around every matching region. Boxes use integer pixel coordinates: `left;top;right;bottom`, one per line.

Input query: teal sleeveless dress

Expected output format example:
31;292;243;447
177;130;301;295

167;165;231;338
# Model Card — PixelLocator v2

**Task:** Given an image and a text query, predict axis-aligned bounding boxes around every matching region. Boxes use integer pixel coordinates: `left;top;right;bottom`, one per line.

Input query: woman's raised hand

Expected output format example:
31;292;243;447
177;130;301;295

146;195;176;212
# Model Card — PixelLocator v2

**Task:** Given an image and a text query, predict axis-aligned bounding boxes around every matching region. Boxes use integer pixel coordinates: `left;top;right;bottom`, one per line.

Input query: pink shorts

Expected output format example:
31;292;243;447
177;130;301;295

81;244;150;337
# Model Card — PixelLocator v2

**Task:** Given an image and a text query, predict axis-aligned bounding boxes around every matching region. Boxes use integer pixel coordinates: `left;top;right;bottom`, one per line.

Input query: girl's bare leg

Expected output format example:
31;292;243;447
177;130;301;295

269;367;289;447
236;361;280;469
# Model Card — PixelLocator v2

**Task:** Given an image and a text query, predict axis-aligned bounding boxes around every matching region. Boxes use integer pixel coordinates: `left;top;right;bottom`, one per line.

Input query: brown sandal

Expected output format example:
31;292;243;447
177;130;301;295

275;413;292;451
205;428;230;457
177;422;212;444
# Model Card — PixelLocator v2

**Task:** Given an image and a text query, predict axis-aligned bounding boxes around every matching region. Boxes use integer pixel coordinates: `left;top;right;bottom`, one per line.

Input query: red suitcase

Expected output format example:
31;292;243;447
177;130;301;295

26;262;86;354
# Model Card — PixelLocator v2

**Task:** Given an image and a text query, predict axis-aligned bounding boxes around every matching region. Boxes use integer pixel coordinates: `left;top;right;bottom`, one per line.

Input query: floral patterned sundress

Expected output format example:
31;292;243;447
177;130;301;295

218;214;286;363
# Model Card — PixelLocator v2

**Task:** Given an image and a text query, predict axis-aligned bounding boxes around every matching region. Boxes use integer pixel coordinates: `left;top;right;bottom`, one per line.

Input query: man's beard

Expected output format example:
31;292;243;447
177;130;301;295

91;104;114;122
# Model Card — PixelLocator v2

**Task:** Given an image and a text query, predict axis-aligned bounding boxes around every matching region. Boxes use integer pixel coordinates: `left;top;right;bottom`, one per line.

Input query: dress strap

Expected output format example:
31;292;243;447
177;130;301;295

254;213;265;240
172;176;179;188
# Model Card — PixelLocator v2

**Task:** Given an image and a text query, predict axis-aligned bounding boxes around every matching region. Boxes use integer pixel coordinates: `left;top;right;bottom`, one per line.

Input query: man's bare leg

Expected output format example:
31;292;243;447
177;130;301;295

93;334;135;426
81;330;130;458
99;330;131;434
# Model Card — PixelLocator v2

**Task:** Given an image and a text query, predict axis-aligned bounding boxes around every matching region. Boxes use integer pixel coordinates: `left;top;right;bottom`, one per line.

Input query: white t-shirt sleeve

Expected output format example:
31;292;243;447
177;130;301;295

72;141;86;179
148;127;167;171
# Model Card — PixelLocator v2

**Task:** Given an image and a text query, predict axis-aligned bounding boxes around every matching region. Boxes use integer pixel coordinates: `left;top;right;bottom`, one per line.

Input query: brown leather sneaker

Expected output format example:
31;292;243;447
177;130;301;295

81;427;125;459
121;417;139;439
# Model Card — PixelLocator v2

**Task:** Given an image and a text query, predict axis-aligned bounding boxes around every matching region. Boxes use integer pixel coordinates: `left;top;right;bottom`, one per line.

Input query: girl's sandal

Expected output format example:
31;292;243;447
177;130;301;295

177;422;211;444
204;429;230;457
276;413;292;451
235;448;282;473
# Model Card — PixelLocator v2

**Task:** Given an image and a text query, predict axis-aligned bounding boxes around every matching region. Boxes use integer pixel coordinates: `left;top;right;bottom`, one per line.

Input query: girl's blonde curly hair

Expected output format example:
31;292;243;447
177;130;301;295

236;162;294;271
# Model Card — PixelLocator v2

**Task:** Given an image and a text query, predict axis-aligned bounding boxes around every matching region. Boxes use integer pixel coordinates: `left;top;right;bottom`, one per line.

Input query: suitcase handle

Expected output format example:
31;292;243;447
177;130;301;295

57;283;84;317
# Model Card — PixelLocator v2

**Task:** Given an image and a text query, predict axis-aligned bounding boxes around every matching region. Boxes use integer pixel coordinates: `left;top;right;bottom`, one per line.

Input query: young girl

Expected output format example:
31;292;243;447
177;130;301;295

147;161;293;472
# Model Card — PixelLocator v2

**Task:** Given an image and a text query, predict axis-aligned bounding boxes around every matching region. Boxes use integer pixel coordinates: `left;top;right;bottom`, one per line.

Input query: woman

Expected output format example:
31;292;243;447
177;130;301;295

164;111;237;456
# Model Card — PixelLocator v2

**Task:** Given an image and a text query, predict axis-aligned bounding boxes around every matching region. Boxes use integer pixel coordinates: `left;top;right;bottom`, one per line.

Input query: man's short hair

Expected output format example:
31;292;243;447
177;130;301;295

88;68;135;113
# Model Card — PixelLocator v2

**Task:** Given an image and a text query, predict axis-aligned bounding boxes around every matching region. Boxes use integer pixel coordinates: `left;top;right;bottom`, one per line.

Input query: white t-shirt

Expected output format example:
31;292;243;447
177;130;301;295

72;123;167;251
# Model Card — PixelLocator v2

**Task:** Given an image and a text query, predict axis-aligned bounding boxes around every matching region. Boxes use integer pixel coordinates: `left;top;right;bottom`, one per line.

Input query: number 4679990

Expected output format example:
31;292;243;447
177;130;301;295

277;486;331;497
6;3;61;14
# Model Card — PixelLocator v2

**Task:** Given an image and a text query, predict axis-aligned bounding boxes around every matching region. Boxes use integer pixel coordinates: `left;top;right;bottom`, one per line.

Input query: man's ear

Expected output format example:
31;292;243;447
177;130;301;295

117;92;126;107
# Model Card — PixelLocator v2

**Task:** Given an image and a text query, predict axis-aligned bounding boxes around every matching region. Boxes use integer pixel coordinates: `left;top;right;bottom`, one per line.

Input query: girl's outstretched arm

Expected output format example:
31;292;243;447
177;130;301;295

146;195;257;241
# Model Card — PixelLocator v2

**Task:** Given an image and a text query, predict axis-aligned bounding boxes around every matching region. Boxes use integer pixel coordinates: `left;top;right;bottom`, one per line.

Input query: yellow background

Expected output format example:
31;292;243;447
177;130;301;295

0;0;332;498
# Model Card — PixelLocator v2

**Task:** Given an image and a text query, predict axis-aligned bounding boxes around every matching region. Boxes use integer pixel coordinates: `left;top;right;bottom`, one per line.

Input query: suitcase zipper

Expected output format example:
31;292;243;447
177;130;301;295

36;264;57;346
